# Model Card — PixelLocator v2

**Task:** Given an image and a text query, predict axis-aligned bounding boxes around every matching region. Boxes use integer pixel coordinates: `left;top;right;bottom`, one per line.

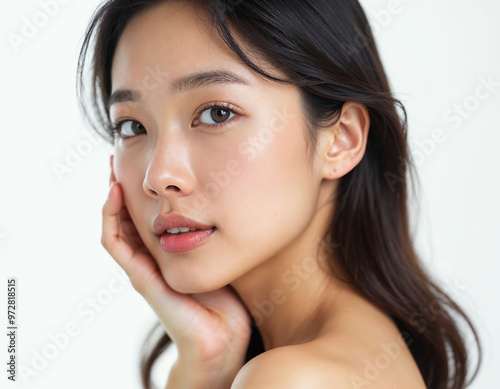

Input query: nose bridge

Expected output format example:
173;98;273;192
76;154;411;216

143;128;194;197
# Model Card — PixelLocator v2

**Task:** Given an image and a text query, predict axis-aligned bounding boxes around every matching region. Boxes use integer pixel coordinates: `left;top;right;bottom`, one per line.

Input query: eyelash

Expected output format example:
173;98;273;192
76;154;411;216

194;101;239;129
111;102;240;139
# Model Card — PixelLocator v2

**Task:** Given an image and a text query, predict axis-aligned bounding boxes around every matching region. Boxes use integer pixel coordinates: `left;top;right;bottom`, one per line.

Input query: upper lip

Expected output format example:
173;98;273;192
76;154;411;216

153;213;215;235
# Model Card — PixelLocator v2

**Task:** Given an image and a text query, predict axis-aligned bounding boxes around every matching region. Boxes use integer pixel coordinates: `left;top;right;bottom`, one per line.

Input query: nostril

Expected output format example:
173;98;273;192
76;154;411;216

166;185;180;192
147;187;158;197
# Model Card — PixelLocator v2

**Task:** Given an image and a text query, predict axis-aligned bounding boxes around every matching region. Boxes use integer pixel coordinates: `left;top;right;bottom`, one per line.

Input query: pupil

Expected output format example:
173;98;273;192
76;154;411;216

134;123;143;133
211;108;229;123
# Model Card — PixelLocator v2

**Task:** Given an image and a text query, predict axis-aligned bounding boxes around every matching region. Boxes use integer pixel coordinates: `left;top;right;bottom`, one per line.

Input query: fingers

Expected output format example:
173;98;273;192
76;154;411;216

101;182;160;297
101;181;135;271
109;155;117;185
101;182;186;308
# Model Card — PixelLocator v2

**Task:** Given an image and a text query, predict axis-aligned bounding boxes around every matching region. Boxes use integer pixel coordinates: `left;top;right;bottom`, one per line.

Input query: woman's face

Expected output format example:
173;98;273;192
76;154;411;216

110;2;332;293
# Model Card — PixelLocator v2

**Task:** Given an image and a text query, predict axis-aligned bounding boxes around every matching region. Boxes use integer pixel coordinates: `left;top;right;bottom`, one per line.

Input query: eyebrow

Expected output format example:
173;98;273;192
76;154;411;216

108;70;251;108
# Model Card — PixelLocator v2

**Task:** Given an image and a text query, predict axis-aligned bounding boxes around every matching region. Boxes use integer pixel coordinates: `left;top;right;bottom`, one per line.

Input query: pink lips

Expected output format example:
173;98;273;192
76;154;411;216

159;228;216;253
153;213;216;253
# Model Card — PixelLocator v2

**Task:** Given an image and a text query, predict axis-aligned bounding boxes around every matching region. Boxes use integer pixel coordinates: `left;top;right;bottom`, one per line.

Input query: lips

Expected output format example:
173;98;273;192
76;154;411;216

153;213;216;253
153;213;215;235
158;228;216;253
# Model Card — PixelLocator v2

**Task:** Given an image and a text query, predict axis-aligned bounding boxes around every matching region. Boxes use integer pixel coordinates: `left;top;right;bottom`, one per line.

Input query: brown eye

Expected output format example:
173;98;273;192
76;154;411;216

118;120;146;138
199;105;235;126
211;108;230;123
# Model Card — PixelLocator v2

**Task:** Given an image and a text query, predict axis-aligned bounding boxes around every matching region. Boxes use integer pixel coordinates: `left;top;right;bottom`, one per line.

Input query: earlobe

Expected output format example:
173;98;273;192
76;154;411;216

322;102;370;180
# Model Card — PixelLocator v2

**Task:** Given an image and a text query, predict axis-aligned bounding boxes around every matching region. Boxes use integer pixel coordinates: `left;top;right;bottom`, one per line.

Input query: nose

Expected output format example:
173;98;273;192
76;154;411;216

143;141;194;199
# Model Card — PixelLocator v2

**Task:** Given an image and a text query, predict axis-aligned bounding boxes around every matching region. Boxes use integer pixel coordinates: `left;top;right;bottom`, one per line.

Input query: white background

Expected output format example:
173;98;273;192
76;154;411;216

1;0;499;388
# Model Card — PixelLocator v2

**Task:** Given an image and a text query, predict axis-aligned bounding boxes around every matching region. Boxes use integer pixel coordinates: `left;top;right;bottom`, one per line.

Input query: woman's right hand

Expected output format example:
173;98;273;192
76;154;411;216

101;178;252;389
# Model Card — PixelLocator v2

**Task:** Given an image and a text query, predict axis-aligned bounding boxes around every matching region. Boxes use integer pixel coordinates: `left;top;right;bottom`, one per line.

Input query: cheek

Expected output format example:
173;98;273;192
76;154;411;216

215;121;315;237
165;124;318;292
113;152;146;199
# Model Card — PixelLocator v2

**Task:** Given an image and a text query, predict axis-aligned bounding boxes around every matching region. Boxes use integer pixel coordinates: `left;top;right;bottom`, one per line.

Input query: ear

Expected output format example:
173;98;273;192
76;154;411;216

109;155;117;184
321;102;370;180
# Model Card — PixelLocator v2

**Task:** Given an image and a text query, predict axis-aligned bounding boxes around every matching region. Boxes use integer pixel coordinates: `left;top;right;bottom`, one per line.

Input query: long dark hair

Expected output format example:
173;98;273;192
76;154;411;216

77;1;482;388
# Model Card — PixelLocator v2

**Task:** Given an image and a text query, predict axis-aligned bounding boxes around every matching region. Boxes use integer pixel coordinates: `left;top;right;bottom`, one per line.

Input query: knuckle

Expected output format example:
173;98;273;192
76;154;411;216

100;235;109;249
131;282;144;295
129;277;145;295
130;271;154;297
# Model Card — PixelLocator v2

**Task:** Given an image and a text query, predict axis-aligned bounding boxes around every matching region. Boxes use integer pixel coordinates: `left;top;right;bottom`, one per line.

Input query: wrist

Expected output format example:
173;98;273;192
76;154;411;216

166;357;238;389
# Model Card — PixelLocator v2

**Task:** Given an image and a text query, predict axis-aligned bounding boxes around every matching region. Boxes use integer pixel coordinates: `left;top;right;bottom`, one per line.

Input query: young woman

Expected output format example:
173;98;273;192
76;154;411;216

77;0;481;388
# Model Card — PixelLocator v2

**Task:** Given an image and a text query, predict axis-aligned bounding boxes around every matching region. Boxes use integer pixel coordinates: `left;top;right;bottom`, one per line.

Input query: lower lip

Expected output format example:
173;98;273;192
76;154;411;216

159;228;216;253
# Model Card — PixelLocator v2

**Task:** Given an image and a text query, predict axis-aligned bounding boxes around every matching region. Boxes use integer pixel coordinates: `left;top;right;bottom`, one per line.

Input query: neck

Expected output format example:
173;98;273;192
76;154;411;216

230;199;351;350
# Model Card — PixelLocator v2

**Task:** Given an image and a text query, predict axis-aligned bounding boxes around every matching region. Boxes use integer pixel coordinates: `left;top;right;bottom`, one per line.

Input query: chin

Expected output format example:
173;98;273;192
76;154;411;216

164;269;226;295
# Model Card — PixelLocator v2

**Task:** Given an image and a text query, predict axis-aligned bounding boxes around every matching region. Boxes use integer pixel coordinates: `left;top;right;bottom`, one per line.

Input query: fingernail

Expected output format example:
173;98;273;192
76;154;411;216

108;182;115;199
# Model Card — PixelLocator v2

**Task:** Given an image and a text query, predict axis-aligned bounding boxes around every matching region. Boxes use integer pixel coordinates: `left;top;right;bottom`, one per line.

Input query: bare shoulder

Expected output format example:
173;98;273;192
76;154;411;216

231;333;426;389
231;344;351;389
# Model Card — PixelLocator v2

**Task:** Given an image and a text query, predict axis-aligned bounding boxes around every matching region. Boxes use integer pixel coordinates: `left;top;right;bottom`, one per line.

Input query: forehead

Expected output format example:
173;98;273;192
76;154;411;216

111;2;252;90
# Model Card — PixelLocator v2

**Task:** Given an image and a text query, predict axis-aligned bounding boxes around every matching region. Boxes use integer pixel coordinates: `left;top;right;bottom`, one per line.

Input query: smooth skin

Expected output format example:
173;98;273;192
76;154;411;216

102;2;426;388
